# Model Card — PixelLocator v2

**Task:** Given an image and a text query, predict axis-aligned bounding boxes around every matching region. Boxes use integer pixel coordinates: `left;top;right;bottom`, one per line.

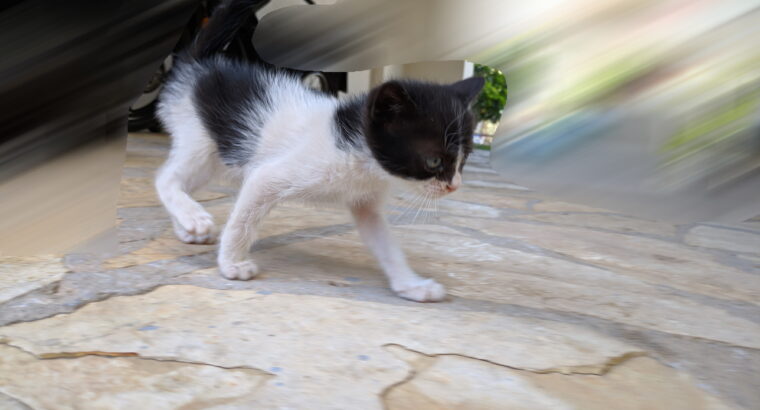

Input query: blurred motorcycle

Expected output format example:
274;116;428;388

128;0;346;132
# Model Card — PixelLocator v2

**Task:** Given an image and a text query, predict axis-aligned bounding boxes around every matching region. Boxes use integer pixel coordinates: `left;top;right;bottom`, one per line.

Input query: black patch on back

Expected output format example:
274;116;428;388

334;95;366;150
194;60;272;166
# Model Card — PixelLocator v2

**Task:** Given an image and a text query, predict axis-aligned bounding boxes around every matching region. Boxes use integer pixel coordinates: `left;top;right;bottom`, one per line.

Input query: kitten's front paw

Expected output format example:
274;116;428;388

219;260;259;281
393;278;447;302
173;213;217;244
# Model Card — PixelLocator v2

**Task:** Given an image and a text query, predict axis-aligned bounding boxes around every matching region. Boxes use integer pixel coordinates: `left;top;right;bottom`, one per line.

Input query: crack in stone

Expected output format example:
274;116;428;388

533;351;649;376
0;281;171;327
0;340;274;376
379;363;421;410
380;343;650;408
0;279;64;308
118;237;154;245
382;343;648;377
38;351;140;359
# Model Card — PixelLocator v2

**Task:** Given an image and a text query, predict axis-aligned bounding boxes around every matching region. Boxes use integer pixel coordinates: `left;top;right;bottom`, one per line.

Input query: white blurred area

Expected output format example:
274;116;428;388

257;0;760;223
486;0;760;223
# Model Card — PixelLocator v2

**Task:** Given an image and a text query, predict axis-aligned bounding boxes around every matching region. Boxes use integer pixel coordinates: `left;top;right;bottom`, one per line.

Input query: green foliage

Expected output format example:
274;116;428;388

473;64;508;123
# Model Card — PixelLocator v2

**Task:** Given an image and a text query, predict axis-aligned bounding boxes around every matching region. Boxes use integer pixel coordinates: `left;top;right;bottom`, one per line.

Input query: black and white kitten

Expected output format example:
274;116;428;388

156;0;484;302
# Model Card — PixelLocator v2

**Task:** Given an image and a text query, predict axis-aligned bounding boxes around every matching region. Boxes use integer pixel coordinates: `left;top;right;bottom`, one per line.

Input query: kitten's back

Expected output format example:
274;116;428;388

193;58;279;166
158;57;337;168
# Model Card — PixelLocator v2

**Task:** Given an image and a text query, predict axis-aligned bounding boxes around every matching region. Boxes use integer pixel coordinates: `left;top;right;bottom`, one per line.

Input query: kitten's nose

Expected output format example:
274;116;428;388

446;173;462;193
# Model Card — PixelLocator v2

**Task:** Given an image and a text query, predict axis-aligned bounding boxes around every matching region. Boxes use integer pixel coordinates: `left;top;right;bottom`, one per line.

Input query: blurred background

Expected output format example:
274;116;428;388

482;0;760;223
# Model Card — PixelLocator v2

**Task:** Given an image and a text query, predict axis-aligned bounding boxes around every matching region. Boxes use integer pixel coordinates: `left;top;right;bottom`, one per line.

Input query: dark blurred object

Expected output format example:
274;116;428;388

0;0;199;182
127;0;348;132
0;0;198;255
128;0;213;133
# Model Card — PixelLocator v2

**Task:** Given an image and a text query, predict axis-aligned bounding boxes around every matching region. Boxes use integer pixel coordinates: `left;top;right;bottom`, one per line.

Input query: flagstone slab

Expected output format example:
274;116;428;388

443;217;760;305
0;255;68;304
0;285;640;410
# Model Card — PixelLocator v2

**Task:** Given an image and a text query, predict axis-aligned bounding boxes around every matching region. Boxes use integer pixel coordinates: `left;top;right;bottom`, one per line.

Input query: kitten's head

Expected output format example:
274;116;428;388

364;77;485;197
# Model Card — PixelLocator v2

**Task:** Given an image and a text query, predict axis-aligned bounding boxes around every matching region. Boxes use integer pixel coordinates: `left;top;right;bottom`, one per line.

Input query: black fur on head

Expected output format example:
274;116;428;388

362;77;485;182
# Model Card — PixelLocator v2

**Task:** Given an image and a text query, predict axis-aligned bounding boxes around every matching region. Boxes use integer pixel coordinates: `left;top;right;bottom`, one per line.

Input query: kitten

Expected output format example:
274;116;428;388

155;0;484;302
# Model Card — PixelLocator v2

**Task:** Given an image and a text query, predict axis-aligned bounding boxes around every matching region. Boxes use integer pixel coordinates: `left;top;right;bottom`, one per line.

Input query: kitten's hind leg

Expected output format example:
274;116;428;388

156;137;220;244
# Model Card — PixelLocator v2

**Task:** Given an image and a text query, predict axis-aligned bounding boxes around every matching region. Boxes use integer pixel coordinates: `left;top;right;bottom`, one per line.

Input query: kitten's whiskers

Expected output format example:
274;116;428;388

392;191;423;224
411;191;431;225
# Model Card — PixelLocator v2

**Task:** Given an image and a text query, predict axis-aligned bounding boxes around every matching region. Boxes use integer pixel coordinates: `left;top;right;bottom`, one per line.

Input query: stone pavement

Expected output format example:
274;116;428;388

1;133;758;409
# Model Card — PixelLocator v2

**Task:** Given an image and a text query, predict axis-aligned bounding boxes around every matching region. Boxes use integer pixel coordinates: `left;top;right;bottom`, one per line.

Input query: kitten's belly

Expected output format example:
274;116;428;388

302;188;379;205
298;176;386;205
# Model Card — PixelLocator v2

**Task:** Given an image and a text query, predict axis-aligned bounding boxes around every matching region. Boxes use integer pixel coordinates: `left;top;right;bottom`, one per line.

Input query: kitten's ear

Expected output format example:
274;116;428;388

370;81;415;120
450;77;485;106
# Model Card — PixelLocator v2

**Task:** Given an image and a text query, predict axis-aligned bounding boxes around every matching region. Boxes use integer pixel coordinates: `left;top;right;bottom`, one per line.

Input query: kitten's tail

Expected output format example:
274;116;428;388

190;0;268;60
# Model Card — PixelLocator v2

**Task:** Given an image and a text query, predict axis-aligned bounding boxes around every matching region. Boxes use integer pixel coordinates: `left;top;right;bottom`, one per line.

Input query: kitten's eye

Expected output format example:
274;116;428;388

425;157;442;169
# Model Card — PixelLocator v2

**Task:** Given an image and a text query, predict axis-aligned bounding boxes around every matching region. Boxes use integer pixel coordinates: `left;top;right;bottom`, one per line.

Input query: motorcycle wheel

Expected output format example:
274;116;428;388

301;71;331;94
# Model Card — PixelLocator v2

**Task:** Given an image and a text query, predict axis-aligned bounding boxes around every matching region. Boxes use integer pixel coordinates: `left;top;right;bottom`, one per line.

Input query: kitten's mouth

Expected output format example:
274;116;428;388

427;188;451;199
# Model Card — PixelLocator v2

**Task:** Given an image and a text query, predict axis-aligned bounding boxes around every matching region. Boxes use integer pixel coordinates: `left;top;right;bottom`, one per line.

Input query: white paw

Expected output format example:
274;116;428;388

219;260;259;281
173;212;217;244
393;278;447;302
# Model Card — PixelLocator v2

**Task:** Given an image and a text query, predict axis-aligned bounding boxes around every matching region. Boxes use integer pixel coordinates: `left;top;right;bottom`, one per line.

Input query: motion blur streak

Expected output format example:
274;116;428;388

256;0;760;222
0;0;197;255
